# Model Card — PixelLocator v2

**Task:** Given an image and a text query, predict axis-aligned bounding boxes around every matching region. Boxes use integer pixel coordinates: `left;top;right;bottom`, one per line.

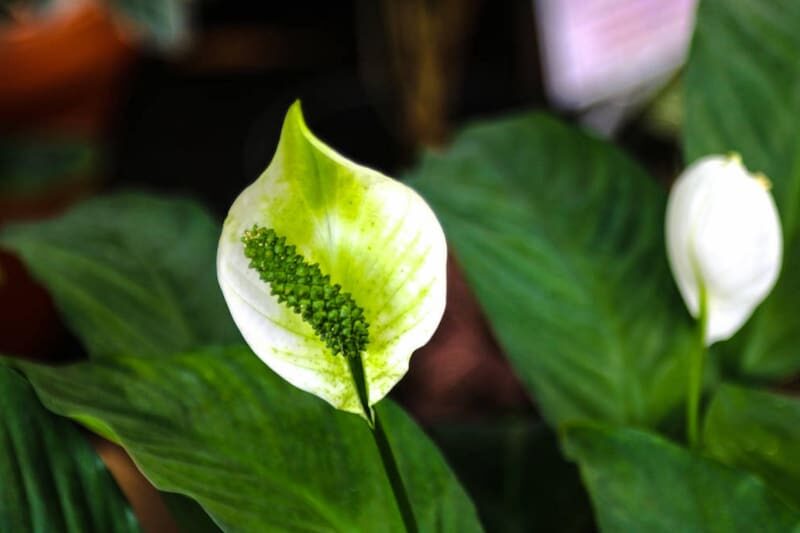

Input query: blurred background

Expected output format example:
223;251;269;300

0;0;696;530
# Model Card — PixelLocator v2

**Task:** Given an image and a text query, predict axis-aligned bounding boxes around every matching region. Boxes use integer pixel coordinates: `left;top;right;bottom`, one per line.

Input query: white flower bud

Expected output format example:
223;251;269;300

666;154;782;346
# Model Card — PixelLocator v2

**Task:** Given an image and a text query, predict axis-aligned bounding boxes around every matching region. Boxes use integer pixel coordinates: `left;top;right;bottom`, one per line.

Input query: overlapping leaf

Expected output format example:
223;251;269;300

18;346;482;532
0;365;139;532
564;423;800;532
3;192;480;531
704;384;800;510
0;193;240;360
409;113;695;427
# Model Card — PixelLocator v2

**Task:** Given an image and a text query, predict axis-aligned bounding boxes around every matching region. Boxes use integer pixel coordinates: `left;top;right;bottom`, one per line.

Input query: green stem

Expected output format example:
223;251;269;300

347;355;374;426
687;286;708;449
372;414;419;533
347;356;418;533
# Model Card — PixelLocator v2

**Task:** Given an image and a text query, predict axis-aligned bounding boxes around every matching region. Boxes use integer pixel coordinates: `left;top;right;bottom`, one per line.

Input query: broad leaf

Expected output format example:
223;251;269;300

704;384;800;510
0;364;139;532
684;0;800;378
18;345;482;533
408;113;694;427
0;193;240;359
564;423;800;532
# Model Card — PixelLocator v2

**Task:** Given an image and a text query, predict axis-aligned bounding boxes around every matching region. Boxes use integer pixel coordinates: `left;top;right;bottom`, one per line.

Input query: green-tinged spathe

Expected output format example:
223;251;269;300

217;102;447;416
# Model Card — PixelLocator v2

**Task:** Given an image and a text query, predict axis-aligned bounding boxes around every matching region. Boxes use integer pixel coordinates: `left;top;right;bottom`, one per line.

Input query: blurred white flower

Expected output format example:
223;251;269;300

666;154;782;345
217;102;447;416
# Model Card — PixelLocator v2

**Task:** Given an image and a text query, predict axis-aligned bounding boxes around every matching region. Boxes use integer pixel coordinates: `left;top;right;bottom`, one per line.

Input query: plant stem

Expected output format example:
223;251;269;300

347;355;374;426
347;356;418;533
687;286;708;449
372;414;419;533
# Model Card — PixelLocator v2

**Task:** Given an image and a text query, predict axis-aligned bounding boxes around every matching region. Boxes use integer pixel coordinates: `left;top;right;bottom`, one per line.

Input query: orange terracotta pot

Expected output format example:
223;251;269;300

0;1;136;134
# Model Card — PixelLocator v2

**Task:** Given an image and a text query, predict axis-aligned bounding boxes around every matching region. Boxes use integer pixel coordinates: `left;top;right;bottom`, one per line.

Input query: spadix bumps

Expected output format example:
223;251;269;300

242;225;369;359
217;102;447;415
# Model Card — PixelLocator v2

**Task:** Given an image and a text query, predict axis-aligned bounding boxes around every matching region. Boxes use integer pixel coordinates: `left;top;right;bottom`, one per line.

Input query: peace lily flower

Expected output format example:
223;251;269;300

217;102;447;417
665;153;782;346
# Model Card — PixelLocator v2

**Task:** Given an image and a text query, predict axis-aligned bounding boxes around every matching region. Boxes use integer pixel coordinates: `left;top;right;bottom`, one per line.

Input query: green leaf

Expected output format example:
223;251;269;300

683;0;800;378
564;423;800;533
0;364;139;532
704;384;800;510
17;345;482;533
408;112;695;427
0;193;240;359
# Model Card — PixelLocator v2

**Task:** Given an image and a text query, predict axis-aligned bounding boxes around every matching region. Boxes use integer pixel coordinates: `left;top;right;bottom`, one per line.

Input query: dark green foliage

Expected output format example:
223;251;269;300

6;0;800;528
564;424;800;532
704;385;800;510
0;193;240;359
2;191;481;532
409;113;695;428
18;346;483;533
242;225;369;358
0;365;139;533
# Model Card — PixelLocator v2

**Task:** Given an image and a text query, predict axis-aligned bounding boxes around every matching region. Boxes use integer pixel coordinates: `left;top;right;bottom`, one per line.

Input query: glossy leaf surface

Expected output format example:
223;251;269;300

409;113;694;427
0;365;139;532
19;345;482;533
0;193;240;360
564;423;800;532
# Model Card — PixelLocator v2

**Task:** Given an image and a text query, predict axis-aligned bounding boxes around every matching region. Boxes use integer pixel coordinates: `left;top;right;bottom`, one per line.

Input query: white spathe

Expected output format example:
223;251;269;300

217;102;447;416
666;154;782;346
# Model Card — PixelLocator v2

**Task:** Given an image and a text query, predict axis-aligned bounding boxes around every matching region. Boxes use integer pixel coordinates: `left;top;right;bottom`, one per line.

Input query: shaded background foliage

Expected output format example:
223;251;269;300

4;0;800;531
0;3;568;530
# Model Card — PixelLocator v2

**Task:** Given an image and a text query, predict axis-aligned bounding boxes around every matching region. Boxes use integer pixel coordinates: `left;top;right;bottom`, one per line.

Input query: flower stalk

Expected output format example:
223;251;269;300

686;284;707;449
348;354;418;533
665;154;783;448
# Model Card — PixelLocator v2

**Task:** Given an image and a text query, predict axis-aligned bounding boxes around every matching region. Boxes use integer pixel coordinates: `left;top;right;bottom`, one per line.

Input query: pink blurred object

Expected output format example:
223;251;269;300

535;0;696;129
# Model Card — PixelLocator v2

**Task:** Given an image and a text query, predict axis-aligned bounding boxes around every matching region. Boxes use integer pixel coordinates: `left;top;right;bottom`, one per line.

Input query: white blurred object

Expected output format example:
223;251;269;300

534;0;697;134
665;154;782;346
